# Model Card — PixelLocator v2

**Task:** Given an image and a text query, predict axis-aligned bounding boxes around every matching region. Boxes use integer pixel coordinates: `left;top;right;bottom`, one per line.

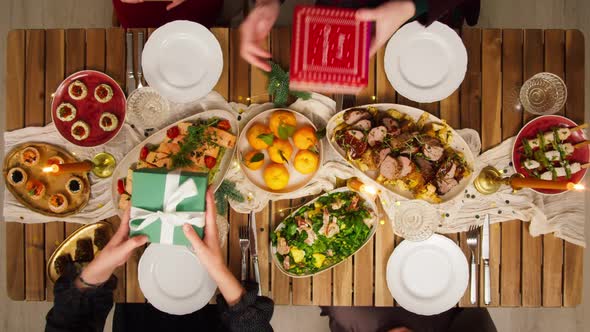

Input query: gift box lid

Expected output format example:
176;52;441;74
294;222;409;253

290;5;371;95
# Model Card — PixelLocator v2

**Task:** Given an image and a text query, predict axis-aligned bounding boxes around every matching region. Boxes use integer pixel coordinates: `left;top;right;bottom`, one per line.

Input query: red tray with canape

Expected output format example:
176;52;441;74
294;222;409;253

51;70;126;147
512;115;589;195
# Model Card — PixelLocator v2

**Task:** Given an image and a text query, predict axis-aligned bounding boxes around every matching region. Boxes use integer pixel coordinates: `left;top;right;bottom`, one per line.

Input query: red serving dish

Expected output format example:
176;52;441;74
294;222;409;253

512;115;589;195
51;70;126;147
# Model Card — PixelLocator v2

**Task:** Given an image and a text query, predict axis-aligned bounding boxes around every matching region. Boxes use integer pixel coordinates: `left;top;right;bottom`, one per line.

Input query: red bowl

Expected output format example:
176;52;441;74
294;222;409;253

512;115;589;195
51;70;126;147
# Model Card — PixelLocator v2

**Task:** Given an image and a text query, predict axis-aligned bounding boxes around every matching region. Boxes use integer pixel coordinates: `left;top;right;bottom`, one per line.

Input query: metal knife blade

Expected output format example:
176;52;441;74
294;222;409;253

248;211;258;257
482;214;490;260
125;32;136;96
137;32;144;88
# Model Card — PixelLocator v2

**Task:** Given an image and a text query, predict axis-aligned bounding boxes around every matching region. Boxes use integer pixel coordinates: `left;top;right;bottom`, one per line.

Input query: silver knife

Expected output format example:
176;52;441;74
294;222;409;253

248;211;261;296
482;214;491;305
125;32;136;96
137;32;144;89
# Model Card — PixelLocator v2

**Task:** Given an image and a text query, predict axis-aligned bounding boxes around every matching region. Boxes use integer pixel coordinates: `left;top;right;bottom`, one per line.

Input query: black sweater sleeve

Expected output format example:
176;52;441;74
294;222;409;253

216;282;275;332
45;270;117;332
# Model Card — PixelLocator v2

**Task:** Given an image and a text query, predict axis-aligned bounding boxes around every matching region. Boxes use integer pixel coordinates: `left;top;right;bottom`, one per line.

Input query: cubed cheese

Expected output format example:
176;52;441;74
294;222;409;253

137;160;156;169
118;193;131;210
178;122;192;135
146;152;168;165
125;169;133;193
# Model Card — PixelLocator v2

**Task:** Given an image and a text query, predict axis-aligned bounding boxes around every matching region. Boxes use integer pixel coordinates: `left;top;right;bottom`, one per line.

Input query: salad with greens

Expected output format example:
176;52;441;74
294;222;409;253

271;190;377;276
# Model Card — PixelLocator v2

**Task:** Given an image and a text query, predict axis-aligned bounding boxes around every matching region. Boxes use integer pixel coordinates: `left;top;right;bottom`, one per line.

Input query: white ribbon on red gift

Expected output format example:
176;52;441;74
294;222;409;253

129;170;205;244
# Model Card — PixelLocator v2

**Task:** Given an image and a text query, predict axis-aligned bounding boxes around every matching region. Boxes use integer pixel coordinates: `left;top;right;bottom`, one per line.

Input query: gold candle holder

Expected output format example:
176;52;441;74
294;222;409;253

91;152;117;178
473;166;523;195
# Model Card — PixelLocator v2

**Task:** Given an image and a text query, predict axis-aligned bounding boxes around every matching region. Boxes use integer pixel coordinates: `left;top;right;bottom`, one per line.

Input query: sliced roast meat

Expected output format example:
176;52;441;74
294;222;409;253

277;237;290;255
388;132;414;150
343;109;371;125
422;137;445;161
380;155;401;180
367;126;387;147
400;145;419;155
352;119;372;131
436;159;458;180
397;156;414;177
415;156;435;181
336;130;368;159
375;147;391;166
381;117;399;131
437;178;459;195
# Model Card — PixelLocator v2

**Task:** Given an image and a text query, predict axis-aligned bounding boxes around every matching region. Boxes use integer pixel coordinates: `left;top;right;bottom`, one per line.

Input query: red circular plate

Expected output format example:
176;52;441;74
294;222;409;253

512;115;589;195
51;70;126;147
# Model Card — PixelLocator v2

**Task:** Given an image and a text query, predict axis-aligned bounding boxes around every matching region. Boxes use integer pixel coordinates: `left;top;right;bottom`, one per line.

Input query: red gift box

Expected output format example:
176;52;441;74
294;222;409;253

290;6;371;95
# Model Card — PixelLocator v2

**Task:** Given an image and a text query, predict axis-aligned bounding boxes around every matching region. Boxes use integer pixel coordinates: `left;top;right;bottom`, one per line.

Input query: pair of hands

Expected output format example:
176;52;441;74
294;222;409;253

79;188;228;291
121;0;185;11
240;0;417;72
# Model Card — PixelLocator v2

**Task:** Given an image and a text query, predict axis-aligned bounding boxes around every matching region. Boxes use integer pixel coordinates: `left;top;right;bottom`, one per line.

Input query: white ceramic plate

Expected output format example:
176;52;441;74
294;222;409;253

237;108;323;194
326;104;475;203
111;110;238;217
384;21;467;103
270;187;378;277
142;21;223;103
138;244;218;315
386;234;468;315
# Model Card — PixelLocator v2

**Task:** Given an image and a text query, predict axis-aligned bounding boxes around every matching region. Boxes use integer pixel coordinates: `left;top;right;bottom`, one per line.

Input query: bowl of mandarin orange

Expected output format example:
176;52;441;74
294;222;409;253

237;109;323;194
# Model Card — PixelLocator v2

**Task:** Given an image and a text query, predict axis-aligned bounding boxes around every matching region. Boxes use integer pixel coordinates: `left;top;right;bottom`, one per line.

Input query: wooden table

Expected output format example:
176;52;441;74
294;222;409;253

4;27;584;307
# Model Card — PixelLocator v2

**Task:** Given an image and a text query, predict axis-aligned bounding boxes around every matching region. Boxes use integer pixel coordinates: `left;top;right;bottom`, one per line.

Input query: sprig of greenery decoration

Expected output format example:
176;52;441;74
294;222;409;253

214;180;245;215
267;61;311;107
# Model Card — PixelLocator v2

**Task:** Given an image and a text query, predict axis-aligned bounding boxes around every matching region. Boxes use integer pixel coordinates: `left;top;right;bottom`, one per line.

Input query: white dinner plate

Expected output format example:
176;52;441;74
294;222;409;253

384;21;467;103
138;244;218;315
386;234;468;315
142;20;223;103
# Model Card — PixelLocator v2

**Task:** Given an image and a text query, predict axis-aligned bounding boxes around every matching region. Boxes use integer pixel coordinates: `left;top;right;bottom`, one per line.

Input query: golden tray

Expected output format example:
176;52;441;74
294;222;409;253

3;142;91;217
46;221;114;283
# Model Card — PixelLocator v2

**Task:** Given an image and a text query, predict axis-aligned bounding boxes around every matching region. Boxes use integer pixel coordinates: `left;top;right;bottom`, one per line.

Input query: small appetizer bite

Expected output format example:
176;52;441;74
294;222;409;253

94;84;113;103
68;80;88;100
7;167;27;186
25;179;46;200
99;112;118;132
54;254;73;276
93;228;109;250
20;146;40;166
74;238;94;262
71;121;90;141
46;156;65;165
66;176;84;196
48;193;68;213
56;103;77;122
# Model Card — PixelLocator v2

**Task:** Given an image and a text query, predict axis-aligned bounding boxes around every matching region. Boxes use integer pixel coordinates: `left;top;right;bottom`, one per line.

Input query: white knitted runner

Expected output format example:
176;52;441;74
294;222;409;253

3;92;585;246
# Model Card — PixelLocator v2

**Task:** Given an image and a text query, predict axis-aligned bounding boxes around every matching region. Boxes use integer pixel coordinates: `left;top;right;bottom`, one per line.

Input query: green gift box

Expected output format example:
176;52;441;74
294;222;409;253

129;168;208;247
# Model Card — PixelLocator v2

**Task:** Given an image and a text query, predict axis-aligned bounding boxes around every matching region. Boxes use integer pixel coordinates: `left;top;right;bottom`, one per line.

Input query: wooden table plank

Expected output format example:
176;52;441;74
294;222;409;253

500;29;523;307
24;29;47;301
271;200;291;304
542;29;566;307
86;29;106;72
5;29;26;301
481;29;502;307
563;29;585;307
105;28;127;302
376;47;396;104
211;28;229;100
44;29;66;301
521;29;544;307
460;28;482;132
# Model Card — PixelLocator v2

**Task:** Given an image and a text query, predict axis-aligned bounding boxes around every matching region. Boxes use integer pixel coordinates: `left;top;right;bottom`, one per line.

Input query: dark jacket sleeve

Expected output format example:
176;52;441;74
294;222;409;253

45;269;117;332
216;282;274;332
417;0;480;26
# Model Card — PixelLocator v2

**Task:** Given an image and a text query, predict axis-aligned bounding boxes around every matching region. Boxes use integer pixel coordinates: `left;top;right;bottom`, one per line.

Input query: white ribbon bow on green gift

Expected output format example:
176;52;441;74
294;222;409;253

129;170;205;245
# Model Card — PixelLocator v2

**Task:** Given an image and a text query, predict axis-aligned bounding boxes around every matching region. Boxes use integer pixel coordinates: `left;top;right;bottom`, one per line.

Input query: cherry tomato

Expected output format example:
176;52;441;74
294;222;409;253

117;179;125;195
140;146;149;161
167;126;180;139
217;120;231;131
204;156;217;169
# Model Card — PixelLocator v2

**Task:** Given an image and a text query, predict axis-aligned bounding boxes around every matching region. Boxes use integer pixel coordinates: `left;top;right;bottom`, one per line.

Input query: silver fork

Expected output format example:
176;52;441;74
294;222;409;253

466;225;479;304
239;225;250;282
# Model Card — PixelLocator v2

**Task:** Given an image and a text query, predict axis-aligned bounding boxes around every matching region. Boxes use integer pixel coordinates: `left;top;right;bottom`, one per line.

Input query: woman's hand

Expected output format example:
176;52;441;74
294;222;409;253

184;188;246;306
77;208;148;288
120;0;186;11
356;0;416;56
239;0;280;72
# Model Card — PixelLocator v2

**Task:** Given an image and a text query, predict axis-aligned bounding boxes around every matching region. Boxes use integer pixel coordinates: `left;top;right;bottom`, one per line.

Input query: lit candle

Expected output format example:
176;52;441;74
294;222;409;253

347;177;379;196
510;176;583;191
42;160;93;174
